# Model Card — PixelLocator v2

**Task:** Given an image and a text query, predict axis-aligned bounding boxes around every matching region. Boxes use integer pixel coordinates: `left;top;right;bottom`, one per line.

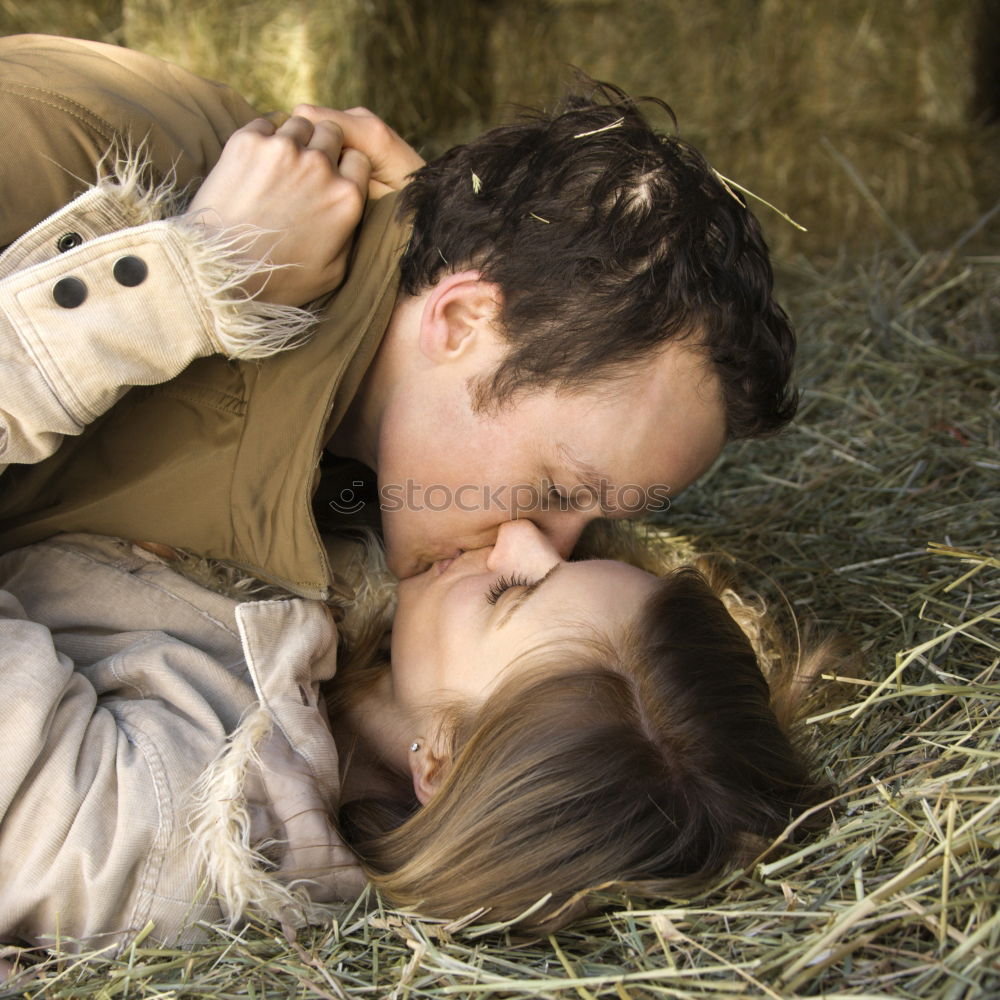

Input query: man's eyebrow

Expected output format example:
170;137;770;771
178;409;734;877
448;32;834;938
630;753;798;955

497;563;563;629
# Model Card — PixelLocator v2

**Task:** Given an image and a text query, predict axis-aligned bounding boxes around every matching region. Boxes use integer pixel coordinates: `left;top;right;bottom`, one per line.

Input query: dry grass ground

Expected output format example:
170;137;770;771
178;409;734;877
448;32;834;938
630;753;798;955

2;189;997;1000
1;4;998;996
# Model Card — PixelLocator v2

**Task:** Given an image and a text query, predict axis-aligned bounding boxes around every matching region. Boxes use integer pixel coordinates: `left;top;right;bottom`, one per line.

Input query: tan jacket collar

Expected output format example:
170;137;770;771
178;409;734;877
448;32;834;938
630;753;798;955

229;192;409;595
0;192;410;599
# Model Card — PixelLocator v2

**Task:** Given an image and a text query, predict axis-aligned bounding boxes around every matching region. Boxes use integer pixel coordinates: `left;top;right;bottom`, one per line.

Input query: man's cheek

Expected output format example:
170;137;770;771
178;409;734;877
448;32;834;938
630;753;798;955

379;509;411;577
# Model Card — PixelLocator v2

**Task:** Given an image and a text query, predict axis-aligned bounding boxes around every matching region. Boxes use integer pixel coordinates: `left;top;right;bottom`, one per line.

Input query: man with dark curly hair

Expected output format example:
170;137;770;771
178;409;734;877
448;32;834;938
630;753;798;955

0;36;795;587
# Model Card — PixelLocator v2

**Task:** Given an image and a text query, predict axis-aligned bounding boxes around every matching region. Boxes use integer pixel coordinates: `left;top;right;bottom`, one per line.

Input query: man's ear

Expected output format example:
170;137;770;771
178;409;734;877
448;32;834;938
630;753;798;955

417;270;502;364
409;739;452;806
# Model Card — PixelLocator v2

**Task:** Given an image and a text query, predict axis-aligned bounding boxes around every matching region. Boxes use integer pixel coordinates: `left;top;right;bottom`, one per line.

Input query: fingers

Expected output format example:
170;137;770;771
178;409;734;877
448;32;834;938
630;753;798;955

337;146;372;200
268;116;353;182
305;118;345;164
291;103;424;194
274;113;315;144
234;116;277;138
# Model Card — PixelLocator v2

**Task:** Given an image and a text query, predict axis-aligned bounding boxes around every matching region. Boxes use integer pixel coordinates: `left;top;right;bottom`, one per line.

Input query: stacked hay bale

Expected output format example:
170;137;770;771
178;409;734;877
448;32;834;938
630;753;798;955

0;0;122;42
485;0;1000;255
1;0;994;255
120;0;369;112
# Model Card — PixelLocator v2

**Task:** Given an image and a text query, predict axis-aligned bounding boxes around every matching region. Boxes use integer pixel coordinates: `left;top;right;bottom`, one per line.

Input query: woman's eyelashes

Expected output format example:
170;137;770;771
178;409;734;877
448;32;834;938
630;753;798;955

486;574;531;605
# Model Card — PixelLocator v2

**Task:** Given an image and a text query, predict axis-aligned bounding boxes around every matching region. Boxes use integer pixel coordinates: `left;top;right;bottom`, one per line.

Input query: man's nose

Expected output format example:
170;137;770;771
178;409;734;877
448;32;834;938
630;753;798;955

486;519;564;577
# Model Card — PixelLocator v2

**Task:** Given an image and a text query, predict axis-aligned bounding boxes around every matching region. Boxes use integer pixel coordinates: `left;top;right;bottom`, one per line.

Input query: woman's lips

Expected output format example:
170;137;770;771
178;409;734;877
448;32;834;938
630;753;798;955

434;551;463;575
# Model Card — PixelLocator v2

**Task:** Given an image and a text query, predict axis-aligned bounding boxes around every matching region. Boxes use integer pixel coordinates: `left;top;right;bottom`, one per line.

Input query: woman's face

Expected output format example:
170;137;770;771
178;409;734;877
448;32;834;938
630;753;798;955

391;520;658;712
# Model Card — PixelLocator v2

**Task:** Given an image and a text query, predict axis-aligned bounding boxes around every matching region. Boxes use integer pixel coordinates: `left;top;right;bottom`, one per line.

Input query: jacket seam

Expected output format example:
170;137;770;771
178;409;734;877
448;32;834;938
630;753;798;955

0;82;117;151
4;291;82;429
141;382;247;417
113;714;173;946
45;540;240;639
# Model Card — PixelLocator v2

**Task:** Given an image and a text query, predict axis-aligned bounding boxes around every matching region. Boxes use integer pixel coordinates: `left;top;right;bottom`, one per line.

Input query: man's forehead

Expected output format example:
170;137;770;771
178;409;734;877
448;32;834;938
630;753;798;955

548;389;724;496
506;347;725;477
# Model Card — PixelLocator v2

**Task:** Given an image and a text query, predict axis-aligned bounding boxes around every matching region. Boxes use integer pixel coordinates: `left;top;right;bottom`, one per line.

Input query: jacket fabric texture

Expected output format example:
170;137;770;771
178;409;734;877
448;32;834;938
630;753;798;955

0;34;411;598
0;36;388;951
0;532;361;952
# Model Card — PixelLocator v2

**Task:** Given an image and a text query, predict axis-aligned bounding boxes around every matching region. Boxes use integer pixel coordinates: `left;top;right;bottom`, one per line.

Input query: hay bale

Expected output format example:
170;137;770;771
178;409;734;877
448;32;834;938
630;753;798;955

5;1;996;252
0;0;122;41
486;0;1000;254
120;0;367;111
361;0;493;151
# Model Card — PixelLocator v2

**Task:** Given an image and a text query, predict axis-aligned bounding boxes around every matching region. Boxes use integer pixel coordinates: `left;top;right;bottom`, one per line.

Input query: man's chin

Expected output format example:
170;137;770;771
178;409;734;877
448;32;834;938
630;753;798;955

386;549;429;580
388;546;463;580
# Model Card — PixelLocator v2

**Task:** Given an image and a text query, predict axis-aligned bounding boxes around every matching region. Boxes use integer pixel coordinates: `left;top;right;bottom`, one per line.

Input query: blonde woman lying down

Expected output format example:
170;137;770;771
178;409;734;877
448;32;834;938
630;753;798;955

0;515;840;952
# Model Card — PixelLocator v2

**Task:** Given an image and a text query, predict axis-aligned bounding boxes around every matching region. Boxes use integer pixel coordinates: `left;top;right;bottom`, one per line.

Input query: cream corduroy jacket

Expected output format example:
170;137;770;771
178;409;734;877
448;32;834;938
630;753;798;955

0;177;364;953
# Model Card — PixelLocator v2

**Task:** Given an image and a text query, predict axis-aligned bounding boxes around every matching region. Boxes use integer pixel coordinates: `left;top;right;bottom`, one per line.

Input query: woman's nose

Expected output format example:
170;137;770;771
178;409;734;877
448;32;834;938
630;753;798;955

486;519;563;578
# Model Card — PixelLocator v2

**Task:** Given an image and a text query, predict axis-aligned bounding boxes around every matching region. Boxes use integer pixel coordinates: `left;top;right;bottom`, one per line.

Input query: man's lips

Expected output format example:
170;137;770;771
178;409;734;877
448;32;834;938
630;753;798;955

434;551;463;575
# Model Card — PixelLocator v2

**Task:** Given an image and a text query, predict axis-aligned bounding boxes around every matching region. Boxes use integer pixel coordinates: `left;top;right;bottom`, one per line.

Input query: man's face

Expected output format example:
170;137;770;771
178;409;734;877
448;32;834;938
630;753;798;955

375;334;727;579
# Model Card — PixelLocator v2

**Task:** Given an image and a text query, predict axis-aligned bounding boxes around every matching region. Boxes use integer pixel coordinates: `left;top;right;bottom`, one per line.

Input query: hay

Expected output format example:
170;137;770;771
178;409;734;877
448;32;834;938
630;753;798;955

119;0;368;112
0;4;997;994
2;1;997;252
485;0;1000;256
3;221;998;999
0;0;122;42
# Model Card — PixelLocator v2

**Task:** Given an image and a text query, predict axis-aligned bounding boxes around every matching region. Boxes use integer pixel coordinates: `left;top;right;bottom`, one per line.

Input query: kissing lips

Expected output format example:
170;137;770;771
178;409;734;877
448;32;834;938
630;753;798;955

434;550;464;575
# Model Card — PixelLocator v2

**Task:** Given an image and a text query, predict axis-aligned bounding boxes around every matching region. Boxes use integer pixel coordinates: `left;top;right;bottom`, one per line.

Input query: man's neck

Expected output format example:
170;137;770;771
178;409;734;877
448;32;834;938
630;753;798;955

324;293;418;467
325;355;382;466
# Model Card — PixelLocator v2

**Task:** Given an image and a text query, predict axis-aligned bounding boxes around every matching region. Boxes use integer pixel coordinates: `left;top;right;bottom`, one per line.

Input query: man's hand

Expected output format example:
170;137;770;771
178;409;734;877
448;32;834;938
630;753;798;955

186;114;372;306
290;104;425;199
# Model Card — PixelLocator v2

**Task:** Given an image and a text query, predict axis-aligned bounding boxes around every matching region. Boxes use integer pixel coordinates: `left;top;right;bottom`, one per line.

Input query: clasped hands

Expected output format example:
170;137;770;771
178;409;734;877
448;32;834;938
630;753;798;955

187;105;425;306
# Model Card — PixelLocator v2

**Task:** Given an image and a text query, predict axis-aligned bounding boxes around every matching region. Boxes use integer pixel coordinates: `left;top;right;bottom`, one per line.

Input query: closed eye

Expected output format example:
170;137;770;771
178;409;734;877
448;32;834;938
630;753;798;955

486;574;531;605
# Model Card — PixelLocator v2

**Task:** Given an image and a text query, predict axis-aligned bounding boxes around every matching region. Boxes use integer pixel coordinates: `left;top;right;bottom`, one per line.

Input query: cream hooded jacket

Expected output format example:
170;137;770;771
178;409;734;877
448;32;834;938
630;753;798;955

0;175;365;952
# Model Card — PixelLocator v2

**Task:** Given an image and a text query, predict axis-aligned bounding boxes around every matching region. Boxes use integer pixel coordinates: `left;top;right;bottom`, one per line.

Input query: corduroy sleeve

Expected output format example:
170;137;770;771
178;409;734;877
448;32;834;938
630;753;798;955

0;175;314;474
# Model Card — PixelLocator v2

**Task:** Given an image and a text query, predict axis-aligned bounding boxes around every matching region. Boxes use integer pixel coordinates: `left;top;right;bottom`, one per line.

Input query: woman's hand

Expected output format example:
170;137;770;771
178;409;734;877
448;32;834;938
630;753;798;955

186;114;372;306
186;106;423;306
289;103;425;199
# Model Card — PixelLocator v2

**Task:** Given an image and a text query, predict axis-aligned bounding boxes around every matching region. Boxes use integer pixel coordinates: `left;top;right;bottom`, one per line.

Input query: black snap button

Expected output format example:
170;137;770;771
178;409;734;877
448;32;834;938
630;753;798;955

113;255;148;287
56;232;83;253
52;276;88;309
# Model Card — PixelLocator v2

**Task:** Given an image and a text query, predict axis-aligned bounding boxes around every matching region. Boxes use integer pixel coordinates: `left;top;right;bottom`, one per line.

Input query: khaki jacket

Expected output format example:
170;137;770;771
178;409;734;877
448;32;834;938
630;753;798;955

0;33;257;247
0;35;410;598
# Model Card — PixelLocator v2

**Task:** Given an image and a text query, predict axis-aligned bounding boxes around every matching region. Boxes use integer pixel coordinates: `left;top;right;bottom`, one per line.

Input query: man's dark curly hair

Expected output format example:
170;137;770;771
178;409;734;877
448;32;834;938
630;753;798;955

398;80;798;439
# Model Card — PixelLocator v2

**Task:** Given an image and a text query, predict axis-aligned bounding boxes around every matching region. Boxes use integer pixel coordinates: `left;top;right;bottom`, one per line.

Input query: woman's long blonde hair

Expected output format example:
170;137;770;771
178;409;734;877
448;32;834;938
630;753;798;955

332;525;844;931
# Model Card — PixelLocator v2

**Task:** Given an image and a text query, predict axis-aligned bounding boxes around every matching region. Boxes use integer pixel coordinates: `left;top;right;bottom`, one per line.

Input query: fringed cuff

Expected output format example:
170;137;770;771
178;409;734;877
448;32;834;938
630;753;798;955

165;217;316;360
185;708;323;929
101;145;317;361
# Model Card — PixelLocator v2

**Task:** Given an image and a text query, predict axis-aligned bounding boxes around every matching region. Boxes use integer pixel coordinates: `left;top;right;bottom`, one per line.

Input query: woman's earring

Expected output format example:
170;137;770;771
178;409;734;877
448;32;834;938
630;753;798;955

409;741;421;752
